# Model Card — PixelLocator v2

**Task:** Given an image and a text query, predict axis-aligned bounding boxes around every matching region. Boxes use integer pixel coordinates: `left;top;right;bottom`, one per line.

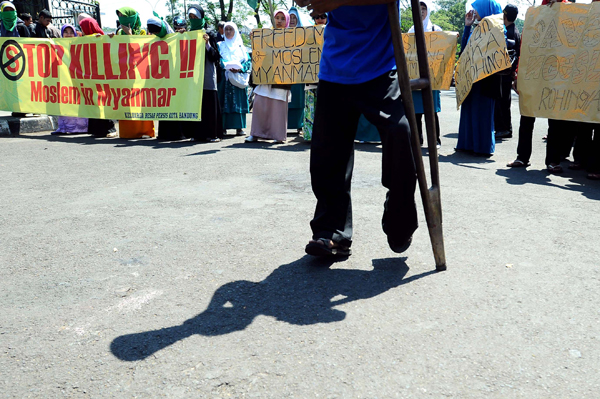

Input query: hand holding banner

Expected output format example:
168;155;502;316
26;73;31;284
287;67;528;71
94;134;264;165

0;31;206;120
402;31;458;91
518;3;600;123
454;14;511;108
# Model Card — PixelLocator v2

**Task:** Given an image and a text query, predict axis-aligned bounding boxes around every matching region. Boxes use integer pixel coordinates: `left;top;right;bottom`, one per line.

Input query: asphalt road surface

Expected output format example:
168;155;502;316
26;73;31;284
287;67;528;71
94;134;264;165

1;90;599;397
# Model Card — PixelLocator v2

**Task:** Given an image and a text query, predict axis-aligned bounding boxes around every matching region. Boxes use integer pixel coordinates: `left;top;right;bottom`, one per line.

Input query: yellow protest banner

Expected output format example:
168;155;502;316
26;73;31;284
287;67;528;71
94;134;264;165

402;31;458;91
0;31;205;120
518;3;600;123
454;14;511;107
251;26;324;84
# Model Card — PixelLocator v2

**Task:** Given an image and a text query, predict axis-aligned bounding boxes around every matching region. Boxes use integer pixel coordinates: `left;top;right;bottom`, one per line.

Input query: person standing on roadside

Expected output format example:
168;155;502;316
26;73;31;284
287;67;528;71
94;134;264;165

494;4;520;140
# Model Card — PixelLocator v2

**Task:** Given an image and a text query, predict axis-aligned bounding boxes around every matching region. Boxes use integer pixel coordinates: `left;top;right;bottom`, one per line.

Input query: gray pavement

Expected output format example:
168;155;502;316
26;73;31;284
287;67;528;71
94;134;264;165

1;90;599;397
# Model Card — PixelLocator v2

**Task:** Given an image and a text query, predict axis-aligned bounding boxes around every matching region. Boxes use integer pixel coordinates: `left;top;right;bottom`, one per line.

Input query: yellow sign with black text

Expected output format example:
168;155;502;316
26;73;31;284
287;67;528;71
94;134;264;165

403;31;458;91
251;26;324;84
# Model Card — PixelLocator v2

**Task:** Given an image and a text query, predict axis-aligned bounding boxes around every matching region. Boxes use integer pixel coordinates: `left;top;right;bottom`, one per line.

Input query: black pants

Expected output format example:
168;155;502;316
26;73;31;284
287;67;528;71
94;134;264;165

515;115;536;163
545;119;578;165
494;75;513;133
416;113;440;145
572;123;594;167
309;71;418;247
590;125;600;173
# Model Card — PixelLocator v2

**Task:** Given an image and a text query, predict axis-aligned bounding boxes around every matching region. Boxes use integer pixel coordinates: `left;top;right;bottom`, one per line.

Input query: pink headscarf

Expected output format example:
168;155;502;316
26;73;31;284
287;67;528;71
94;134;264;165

274;9;290;28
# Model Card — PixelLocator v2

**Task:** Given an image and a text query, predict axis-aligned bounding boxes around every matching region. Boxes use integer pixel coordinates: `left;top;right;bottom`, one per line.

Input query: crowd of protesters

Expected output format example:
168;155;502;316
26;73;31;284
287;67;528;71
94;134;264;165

0;0;598;179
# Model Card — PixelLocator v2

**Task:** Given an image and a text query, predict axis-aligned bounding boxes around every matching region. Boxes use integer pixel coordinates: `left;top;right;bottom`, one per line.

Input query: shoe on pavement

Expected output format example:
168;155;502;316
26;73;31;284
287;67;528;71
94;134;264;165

495;131;513;139
245;135;258;142
387;235;413;254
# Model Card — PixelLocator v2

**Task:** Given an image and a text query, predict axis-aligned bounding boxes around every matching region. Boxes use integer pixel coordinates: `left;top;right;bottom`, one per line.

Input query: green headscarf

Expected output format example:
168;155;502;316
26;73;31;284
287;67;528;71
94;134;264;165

0;10;17;31
117;7;141;34
187;5;208;31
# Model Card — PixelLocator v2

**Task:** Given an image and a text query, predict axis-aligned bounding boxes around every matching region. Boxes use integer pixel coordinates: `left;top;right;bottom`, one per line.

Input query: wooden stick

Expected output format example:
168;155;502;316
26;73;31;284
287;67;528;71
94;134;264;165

387;1;447;271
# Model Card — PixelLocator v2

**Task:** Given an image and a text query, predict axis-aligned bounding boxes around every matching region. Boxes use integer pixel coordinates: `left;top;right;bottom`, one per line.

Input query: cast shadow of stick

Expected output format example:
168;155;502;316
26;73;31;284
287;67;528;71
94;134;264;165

110;256;437;361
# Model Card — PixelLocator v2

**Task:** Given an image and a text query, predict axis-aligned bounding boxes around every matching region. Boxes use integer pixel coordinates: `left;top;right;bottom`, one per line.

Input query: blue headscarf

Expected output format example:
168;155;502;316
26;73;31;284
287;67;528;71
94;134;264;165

288;7;302;28
466;0;503;42
472;0;502;20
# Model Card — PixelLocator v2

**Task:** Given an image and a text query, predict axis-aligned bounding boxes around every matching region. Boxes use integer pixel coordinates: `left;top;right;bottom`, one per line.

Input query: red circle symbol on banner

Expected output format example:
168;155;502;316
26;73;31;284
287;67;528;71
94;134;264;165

1;40;26;81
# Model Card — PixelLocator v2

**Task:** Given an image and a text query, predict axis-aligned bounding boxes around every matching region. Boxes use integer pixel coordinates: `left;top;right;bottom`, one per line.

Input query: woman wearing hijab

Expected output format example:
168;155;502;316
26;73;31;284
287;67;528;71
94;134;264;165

146;15;188;141
409;1;442;148
218;21;250;136
79;16;104;35
116;7;146;35
52;25;89;135
456;0;503;156
247;10;291;144
115;7;155;139
146;16;174;38
77;13;92;25
182;5;222;142
78;16;118;138
287;7;305;135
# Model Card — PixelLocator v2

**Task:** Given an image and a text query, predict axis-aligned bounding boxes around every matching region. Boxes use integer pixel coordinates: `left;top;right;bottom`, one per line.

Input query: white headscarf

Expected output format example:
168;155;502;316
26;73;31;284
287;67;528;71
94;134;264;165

78;13;92;24
188;8;202;19
408;1;440;33
218;22;247;64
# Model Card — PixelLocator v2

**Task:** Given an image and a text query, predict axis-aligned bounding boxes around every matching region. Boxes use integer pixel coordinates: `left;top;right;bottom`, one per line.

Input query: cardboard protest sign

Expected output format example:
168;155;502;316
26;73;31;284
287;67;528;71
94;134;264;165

454;14;511;107
0;31;205;120
251;26;324;84
518;3;600;123
402;31;458;91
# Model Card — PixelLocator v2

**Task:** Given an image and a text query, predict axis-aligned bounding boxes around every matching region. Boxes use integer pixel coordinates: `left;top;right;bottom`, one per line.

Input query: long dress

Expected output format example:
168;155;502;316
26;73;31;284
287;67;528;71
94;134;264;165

117;26;155;139
456;18;502;155
179;33;222;141
287;84;305;130
218;59;250;130
250;85;290;141
456;80;496;154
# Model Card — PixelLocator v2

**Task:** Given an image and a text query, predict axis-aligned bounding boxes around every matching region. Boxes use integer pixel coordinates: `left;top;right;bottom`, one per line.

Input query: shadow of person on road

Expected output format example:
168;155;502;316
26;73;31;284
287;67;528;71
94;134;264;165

110;256;436;362
438;151;495;169
496;168;600;201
